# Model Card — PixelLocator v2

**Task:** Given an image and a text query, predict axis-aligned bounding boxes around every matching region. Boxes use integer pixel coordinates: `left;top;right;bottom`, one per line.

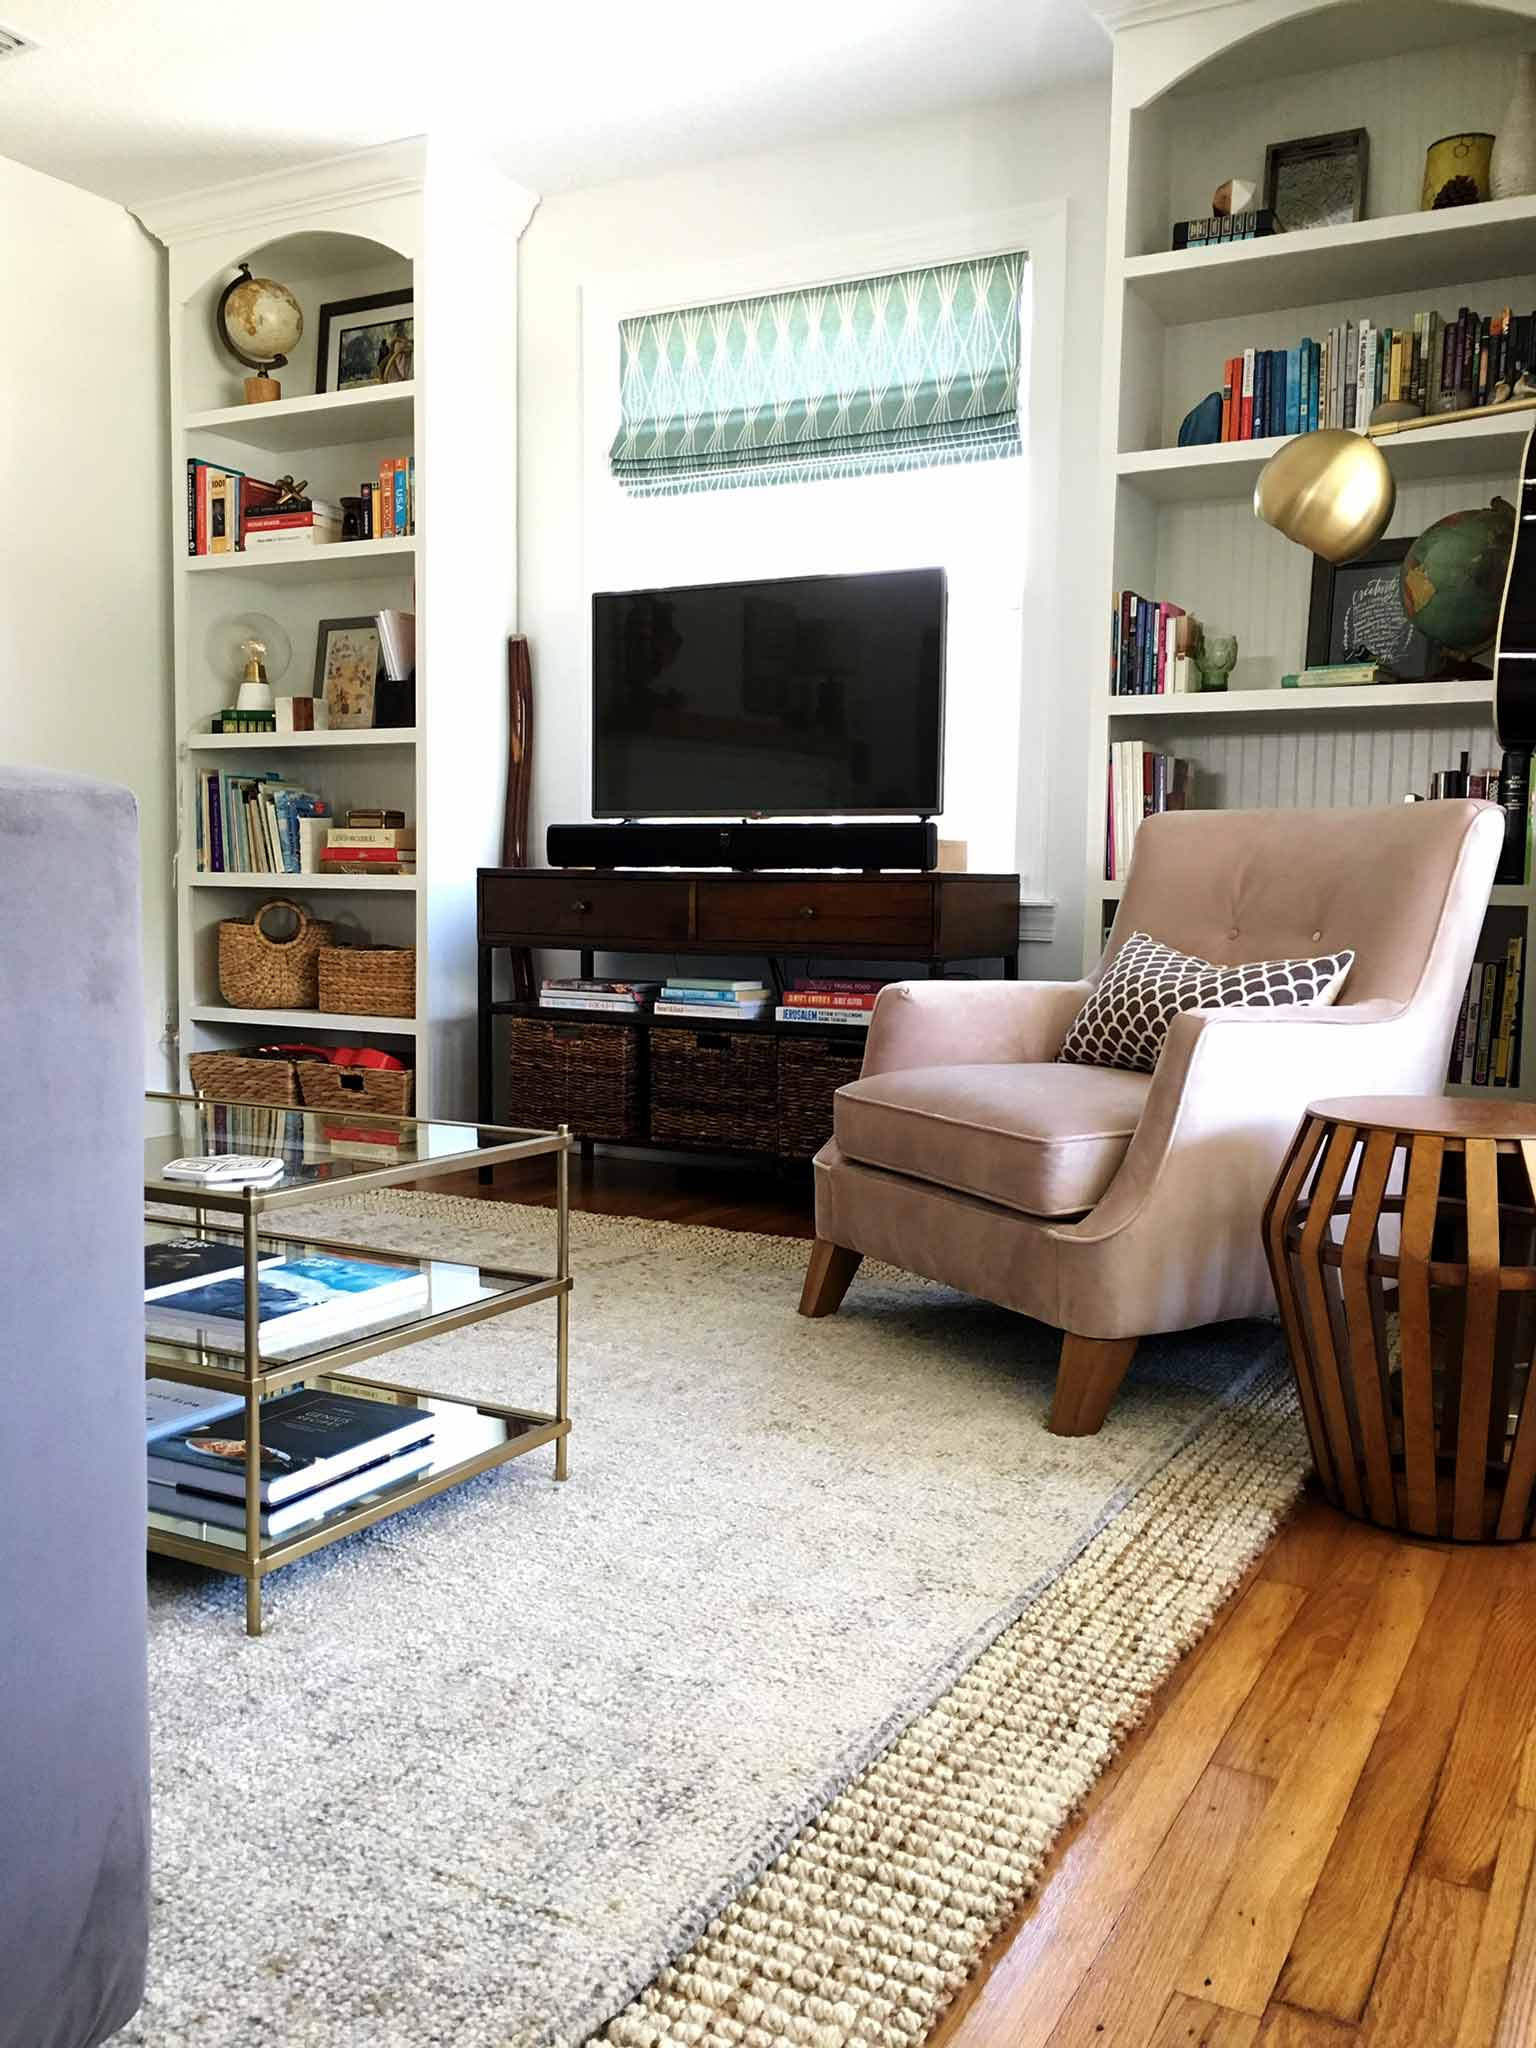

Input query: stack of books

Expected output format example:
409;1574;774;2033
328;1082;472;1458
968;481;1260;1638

243;497;343;550
538;978;660;1013
1171;209;1276;249
320;824;415;876
1111;595;1201;696
1280;662;1388;690
146;1243;430;1360
654;978;773;1020
1449;936;1524;1089
775;978;886;1026
360;458;415;538
1106;742;1192;882
145;1346;436;1538
195;770;328;874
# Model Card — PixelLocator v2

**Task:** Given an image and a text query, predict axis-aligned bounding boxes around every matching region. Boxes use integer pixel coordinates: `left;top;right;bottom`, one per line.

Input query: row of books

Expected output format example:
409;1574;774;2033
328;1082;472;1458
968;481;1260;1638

362;458;415;539
1210;305;1536;443
1448;937;1524;1089
186;461;287;554
1106;742;1192;882
145;1236;436;1535
537;976;888;1027
195;775;415;876
1110;594;1201;696
1170;208;1276;250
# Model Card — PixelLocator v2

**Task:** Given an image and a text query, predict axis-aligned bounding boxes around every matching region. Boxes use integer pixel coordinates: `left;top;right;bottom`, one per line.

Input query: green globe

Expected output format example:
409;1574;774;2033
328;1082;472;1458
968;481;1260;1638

1401;499;1515;656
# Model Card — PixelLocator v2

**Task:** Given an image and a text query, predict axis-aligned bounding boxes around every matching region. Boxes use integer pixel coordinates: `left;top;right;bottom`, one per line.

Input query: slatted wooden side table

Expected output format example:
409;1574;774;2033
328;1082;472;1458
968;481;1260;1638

1265;1096;1536;1544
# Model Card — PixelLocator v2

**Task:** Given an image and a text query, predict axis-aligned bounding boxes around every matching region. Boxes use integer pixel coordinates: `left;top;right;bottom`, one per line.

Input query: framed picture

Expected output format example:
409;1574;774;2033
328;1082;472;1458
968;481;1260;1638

1263;129;1369;233
313;617;382;728
1306;539;1436;680
315;290;414;394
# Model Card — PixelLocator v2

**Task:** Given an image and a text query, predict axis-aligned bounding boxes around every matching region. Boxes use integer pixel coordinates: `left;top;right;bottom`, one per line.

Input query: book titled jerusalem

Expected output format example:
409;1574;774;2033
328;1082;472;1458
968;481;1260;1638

147;1386;436;1505
146;1252;429;1358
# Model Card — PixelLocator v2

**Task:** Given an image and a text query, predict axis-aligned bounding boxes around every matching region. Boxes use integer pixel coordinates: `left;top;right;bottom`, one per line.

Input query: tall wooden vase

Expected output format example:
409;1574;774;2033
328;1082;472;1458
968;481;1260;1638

1492;53;1536;200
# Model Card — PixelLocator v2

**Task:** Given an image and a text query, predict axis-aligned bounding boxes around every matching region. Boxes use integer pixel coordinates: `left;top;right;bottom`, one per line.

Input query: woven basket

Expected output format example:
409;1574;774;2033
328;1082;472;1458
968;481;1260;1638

777;1032;867;1159
217;899;333;1010
318;947;417;1018
186;1049;301;1107
296;1062;414;1118
506;1017;642;1141
650;1027;779;1153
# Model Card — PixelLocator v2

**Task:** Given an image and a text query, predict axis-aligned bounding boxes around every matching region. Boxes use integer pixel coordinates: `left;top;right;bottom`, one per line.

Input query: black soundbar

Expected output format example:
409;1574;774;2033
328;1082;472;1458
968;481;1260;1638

545;820;939;872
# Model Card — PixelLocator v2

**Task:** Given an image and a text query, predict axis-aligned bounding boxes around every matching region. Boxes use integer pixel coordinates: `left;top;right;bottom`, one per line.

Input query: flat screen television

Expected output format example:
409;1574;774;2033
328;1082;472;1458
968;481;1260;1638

591;567;946;818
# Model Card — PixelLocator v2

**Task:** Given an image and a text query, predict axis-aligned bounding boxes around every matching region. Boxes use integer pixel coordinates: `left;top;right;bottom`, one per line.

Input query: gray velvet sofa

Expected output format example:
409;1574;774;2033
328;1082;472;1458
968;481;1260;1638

0;765;150;2047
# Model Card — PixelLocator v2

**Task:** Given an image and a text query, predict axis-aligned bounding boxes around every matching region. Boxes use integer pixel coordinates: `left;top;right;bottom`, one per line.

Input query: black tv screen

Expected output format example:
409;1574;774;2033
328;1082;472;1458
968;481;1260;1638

591;568;946;817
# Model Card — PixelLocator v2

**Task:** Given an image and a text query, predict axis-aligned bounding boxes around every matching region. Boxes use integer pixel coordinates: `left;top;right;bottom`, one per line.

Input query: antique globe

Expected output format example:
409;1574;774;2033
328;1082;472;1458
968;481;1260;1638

217;264;303;374
1401;498;1516;657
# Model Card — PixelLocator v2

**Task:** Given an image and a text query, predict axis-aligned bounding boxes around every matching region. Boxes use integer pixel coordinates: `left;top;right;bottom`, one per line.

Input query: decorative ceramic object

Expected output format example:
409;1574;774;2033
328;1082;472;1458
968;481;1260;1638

1253;428;1396;565
1421;133;1494;209
217;263;304;403
1196;634;1238;692
1178;392;1224;446
1212;176;1256;217
1492;55;1536;199
1370;399;1425;426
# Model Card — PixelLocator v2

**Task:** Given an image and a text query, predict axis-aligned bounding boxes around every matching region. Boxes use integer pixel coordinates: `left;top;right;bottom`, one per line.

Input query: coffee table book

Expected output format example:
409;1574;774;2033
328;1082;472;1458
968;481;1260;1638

144;1091;573;1636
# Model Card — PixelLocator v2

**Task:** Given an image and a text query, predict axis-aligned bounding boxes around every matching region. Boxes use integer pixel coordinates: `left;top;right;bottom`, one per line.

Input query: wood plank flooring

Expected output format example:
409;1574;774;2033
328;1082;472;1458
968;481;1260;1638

445;1155;1536;2048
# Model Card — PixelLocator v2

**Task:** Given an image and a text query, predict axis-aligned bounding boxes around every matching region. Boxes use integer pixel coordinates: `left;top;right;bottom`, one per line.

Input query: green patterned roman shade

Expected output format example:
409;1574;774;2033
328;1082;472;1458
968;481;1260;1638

609;253;1027;495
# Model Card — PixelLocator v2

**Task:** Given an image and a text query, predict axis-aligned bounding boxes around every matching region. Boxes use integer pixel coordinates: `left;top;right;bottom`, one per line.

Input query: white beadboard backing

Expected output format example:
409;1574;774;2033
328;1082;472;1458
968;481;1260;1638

1148;465;1519;688
1137;32;1531;260
1168;718;1496;812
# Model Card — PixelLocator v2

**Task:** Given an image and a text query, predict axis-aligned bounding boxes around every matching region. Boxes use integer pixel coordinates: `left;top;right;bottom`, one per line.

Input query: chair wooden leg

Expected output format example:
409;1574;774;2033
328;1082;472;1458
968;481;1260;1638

1048;1334;1140;1436
798;1240;863;1318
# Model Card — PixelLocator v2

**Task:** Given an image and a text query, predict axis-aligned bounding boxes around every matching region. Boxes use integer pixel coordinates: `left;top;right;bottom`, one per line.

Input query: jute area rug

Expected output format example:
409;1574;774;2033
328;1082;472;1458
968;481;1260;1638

123;1193;1307;2048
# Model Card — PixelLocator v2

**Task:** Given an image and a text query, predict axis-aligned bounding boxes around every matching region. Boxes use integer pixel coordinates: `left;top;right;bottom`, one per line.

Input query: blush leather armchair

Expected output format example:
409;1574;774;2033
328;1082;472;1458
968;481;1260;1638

798;801;1503;1434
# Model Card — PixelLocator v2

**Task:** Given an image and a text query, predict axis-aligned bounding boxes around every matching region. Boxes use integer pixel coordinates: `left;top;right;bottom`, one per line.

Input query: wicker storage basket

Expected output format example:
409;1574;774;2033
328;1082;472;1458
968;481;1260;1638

186;1049;301;1107
506;1016;642;1140
777;1031;867;1159
650;1026;779;1153
296;1062;414;1118
217;899;332;1010
318;946;417;1018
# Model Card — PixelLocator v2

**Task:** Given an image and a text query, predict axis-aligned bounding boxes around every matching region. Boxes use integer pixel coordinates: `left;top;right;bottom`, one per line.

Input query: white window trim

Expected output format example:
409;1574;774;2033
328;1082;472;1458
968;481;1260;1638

577;198;1068;901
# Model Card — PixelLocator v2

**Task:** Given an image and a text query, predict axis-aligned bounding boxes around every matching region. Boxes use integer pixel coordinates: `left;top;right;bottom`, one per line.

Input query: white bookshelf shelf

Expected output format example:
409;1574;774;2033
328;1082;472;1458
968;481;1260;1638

189;872;417;892
182;382;415;452
1124;195;1536;326
186;728;417;752
182;535;414;579
1106;680;1492;722
188;1003;420;1036
1117;412;1535;505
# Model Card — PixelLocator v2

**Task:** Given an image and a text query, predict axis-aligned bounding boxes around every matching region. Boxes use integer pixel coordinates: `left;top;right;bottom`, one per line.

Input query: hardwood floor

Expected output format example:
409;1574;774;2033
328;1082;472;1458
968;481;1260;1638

440;1157;1536;2048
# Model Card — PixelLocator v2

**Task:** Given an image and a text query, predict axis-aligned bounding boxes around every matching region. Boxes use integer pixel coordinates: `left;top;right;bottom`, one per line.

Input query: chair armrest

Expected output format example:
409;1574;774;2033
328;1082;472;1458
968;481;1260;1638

860;978;1093;1079
1073;998;1408;1244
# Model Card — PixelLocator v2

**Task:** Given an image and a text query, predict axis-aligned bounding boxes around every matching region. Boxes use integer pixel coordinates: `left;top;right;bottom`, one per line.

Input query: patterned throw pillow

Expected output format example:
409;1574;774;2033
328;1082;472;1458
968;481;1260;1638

1058;930;1355;1075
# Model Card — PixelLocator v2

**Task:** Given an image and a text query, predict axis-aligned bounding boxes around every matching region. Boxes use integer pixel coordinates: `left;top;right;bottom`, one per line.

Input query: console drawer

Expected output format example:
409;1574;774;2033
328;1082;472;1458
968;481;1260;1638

695;880;933;949
480;874;690;945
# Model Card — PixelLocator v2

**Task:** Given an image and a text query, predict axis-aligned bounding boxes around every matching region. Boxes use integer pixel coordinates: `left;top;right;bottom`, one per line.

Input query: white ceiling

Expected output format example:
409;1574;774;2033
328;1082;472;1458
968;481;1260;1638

0;0;1110;209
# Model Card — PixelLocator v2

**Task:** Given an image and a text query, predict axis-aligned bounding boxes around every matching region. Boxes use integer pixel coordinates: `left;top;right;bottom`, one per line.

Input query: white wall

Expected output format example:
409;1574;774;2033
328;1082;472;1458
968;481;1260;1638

518;86;1110;979
0;154;173;1084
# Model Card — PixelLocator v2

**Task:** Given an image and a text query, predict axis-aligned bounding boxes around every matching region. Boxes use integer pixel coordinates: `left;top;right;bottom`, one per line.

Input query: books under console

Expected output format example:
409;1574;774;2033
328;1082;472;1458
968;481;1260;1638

146;1250;430;1359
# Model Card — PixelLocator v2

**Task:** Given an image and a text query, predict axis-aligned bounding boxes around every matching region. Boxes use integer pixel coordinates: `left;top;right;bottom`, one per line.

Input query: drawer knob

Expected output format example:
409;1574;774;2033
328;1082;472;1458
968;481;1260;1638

798;904;816;919
571;898;591;914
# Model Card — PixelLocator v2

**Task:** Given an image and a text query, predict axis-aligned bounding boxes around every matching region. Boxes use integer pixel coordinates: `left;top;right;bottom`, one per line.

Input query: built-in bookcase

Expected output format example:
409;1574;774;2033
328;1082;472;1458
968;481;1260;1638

137;143;535;1117
1091;0;1536;1098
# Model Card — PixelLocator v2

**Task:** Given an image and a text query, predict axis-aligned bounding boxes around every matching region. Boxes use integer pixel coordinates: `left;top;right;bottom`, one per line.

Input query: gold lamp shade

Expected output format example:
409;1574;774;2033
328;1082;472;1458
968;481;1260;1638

1253;429;1396;563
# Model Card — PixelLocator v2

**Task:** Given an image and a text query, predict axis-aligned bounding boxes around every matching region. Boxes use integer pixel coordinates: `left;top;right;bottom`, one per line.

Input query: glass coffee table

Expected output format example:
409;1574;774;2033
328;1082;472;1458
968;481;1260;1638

145;1092;572;1635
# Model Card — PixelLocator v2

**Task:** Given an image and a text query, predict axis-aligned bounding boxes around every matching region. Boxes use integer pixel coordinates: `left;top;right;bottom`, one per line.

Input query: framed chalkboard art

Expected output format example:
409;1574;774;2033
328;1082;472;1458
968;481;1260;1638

1305;538;1437;680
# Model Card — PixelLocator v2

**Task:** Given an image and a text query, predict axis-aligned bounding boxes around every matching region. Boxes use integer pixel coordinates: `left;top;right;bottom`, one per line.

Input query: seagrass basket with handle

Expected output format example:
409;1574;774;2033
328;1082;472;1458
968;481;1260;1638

216;898;333;1010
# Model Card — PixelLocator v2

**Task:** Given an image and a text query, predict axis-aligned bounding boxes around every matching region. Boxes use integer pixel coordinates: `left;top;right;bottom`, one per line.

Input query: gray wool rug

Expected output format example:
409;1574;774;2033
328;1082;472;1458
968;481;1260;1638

121;1194;1307;2048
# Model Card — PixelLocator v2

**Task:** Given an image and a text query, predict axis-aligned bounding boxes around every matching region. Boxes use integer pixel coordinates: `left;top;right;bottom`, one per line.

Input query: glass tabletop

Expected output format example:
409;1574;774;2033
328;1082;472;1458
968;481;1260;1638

145;1092;566;1205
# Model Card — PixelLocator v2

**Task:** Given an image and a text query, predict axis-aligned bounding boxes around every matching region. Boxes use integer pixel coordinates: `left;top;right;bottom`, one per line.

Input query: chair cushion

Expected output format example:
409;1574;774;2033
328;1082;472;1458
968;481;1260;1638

1058;929;1355;1076
833;1062;1154;1219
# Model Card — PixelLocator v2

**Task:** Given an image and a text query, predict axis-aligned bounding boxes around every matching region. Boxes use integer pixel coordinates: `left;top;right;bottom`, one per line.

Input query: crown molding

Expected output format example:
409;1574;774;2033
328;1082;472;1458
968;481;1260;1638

132;137;429;245
1093;0;1243;29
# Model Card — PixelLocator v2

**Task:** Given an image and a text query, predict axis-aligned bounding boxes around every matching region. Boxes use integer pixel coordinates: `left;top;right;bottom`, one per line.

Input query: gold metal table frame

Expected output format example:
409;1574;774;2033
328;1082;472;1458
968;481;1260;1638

145;1092;572;1634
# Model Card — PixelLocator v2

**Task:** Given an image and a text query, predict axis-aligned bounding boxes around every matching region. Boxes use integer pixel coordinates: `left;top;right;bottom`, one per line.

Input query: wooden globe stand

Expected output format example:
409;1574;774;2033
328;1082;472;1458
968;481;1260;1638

1265;1096;1536;1543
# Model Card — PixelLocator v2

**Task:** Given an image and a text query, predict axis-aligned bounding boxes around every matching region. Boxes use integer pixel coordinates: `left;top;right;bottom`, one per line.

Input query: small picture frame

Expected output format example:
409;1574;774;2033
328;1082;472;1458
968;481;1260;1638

313;616;383;728
1263;129;1369;233
1306;539;1435;680
315;289;414;395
